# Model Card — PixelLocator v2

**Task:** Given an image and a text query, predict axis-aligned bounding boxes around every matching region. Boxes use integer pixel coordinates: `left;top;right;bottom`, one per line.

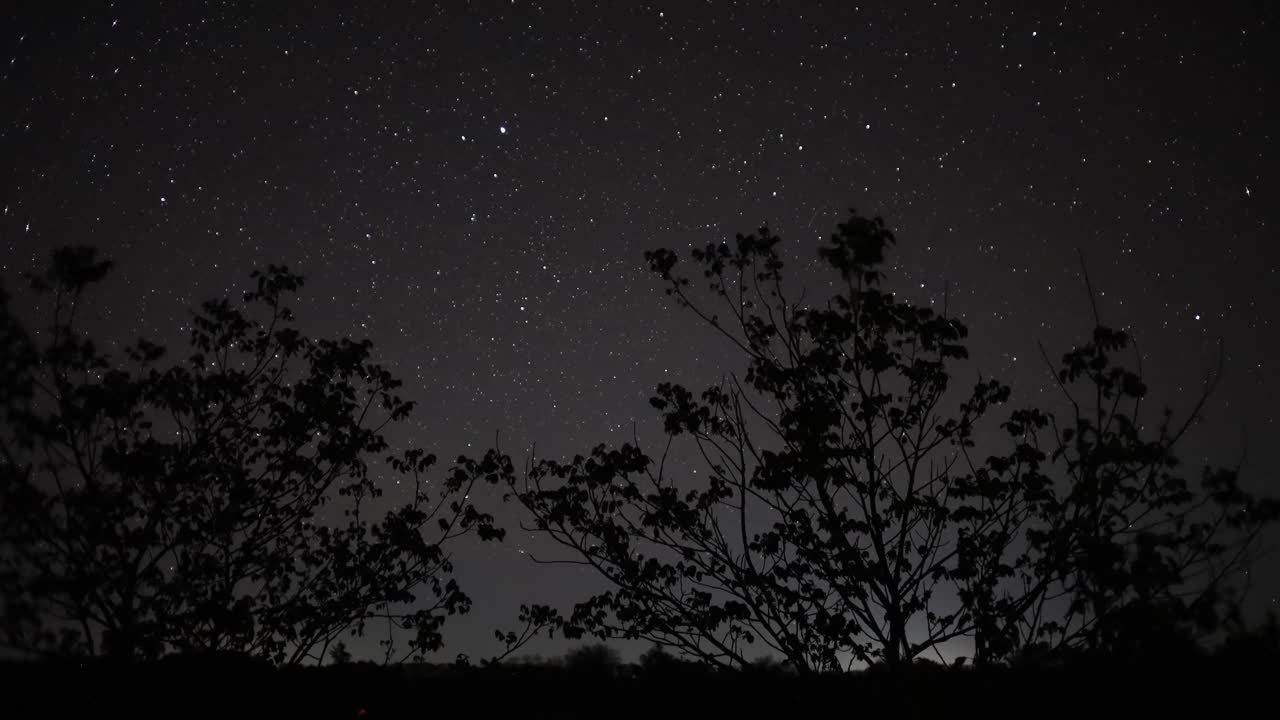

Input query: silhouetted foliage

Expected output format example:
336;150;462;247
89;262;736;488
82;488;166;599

500;652;558;666
1217;611;1280;668
486;600;573;664
0;247;504;664
157;647;275;674
638;642;674;670
328;640;353;665
746;652;795;675
563;642;622;674
492;209;1279;671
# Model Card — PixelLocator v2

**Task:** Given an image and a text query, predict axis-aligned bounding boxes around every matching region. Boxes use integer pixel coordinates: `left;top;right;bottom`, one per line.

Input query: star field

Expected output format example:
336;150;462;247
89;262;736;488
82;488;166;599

3;1;1277;660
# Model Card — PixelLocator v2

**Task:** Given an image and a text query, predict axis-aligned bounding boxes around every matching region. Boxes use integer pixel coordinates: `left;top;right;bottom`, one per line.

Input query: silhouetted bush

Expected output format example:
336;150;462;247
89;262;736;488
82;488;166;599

3;211;1276;718
327;640;353;665
0;248;504;664
488;208;1280;671
563;643;622;676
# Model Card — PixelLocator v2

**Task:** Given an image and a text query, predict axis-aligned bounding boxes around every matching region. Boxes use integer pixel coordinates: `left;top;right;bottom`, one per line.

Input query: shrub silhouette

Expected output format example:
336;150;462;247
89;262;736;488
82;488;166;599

563;643;622;675
488;208;1279;671
638;643;674;670
0;248;505;663
1;220;1273;720
1216;612;1280;667
328;640;354;665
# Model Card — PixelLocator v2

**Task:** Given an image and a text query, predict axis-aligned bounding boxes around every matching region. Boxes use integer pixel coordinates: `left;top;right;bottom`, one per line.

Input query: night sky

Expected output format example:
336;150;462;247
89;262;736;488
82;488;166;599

3;1;1277;662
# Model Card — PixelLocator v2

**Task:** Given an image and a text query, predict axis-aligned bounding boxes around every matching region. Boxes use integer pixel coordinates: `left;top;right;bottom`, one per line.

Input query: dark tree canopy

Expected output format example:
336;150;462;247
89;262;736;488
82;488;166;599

0;247;503;664
3;213;1275;676
496;209;1279;672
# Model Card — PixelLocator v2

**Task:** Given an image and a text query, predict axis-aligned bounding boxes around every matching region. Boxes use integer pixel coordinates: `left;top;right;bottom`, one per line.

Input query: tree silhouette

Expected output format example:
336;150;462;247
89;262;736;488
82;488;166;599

638;642;673;670
328;640;354;665
0;247;503;663
562;642;621;675
988;319;1279;666
494;209;1278;672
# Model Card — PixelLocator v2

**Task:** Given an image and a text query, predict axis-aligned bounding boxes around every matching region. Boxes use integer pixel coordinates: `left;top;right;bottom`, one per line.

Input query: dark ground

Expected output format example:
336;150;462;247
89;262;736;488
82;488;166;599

6;650;1275;719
